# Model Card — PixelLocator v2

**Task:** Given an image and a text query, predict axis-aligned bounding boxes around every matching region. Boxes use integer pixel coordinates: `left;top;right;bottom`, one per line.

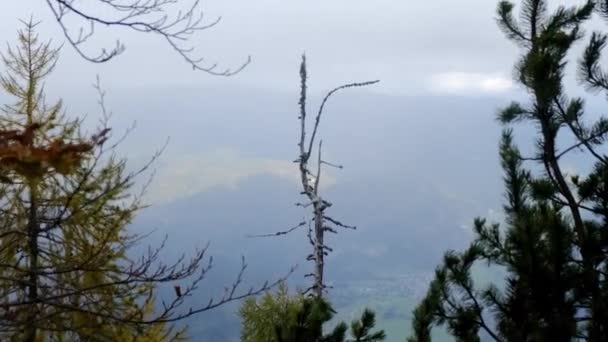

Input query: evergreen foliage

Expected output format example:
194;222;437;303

240;282;305;342
409;1;608;341
239;283;386;342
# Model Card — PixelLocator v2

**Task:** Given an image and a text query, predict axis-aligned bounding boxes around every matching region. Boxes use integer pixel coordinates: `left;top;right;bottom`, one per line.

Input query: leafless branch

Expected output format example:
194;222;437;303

246;221;307;238
44;0;250;75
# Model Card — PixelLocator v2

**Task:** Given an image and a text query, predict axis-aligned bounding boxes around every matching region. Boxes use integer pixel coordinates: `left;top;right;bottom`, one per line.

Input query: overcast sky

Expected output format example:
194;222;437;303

0;0;545;96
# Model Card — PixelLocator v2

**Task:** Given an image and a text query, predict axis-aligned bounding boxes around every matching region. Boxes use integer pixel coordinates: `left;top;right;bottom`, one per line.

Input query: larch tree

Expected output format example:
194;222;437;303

409;0;608;341
0;20;282;342
239;282;306;342
239;282;386;342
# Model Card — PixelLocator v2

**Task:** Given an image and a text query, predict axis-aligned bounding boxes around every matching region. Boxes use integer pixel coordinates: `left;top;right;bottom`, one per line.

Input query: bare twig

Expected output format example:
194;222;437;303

246;221;307;238
44;0;249;75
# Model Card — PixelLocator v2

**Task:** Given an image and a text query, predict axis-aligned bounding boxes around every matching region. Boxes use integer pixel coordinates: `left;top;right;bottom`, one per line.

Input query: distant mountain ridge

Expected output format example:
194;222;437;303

64;85;522;341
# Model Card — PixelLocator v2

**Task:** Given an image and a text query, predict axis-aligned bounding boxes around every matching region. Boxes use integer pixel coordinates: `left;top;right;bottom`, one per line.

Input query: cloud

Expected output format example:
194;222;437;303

429;72;513;94
143;148;337;204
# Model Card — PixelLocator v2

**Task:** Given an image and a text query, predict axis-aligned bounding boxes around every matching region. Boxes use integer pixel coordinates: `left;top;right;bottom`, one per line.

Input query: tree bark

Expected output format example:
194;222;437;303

24;187;39;342
313;209;324;299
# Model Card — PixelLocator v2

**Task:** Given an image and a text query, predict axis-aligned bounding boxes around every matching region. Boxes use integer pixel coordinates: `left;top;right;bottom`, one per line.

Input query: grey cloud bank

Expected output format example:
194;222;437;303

1;0;519;96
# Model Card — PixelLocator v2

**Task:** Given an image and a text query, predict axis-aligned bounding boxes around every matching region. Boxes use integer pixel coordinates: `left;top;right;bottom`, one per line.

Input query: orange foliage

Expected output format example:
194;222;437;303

0;123;110;178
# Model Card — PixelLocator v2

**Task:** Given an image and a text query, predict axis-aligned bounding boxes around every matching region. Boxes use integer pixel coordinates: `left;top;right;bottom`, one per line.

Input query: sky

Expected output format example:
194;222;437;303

0;0;531;96
0;0;603;206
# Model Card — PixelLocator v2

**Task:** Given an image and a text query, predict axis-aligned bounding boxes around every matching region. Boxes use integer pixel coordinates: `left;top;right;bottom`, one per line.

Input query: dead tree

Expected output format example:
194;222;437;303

44;0;248;75
251;55;378;298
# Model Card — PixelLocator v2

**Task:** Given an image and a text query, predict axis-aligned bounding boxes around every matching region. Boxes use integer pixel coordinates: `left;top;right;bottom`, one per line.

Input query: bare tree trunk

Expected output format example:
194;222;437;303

249;57;377;299
540;112;604;340
24;187;39;342
312;209;325;298
296;56;377;298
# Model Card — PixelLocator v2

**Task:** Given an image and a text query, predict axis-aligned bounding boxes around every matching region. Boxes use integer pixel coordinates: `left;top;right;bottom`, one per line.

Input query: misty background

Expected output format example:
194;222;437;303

1;0;605;340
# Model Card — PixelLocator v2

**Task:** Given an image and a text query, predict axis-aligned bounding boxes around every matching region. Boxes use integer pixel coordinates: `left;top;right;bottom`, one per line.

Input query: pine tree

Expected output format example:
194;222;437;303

409;0;608;341
239;283;385;342
0;19;278;341
349;309;386;342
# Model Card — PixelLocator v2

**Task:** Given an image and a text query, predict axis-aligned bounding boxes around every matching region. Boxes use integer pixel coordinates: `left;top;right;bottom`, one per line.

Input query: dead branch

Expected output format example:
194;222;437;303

44;0;249;75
